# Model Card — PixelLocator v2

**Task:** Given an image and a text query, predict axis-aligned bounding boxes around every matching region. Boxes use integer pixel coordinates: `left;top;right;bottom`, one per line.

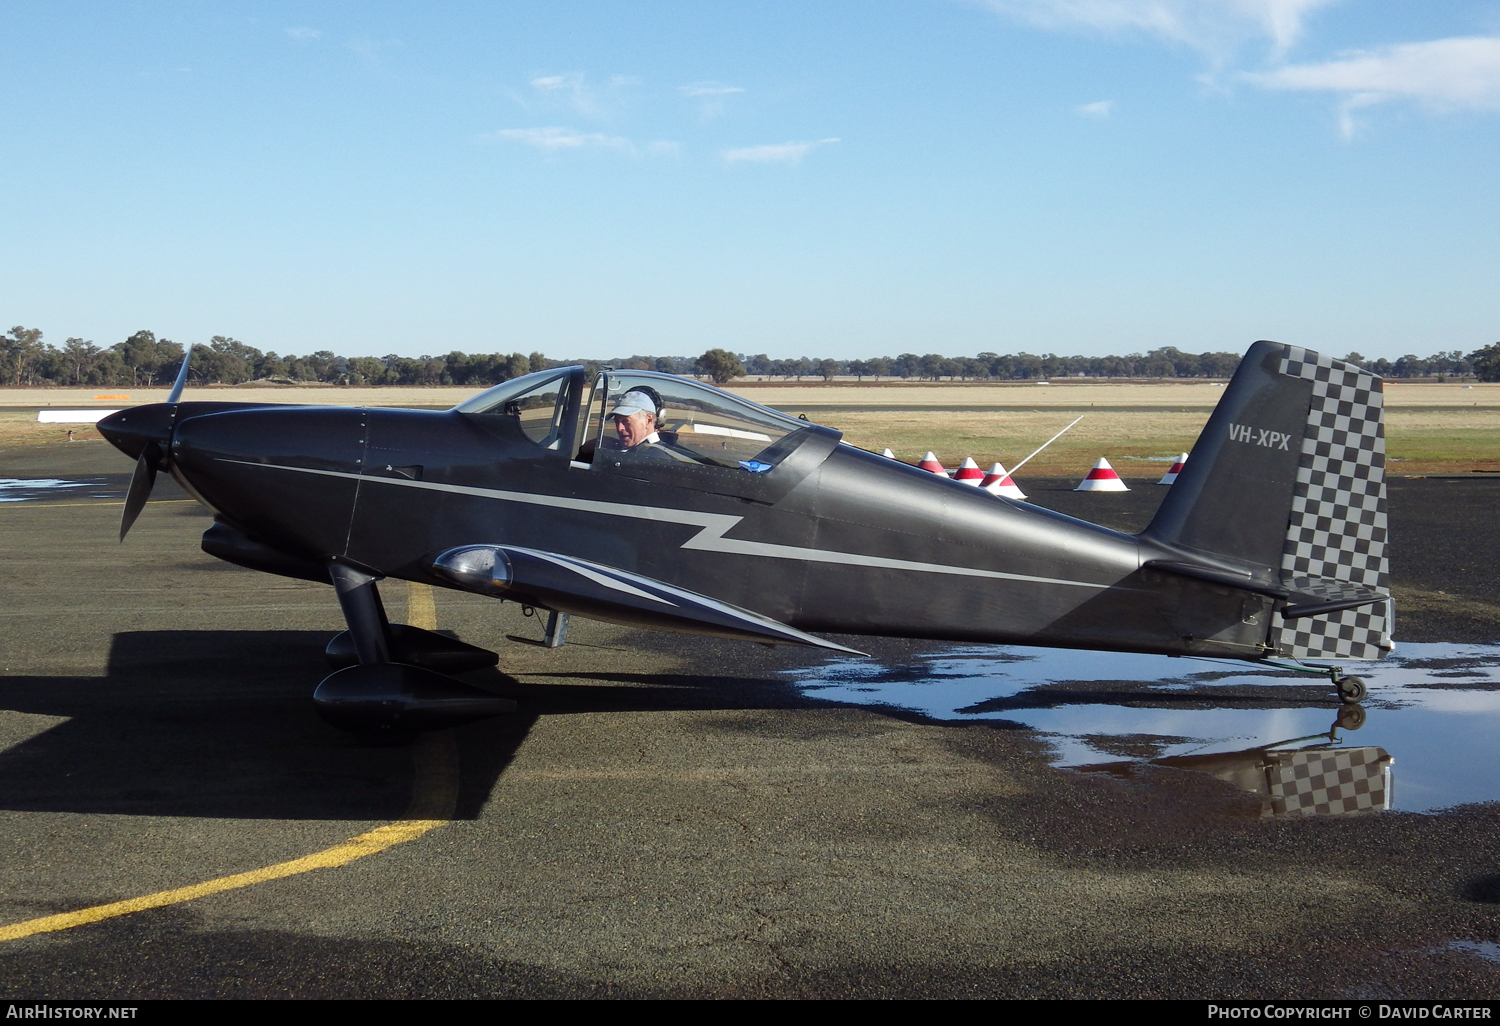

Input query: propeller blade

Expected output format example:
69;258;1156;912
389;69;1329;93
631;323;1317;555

119;442;160;541
165;343;194;404
120;347;187;540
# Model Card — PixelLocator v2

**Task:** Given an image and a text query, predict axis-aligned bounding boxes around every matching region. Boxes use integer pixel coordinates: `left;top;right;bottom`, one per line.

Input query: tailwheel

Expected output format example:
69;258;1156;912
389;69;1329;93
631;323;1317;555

1335;676;1368;704
1335;703;1367;731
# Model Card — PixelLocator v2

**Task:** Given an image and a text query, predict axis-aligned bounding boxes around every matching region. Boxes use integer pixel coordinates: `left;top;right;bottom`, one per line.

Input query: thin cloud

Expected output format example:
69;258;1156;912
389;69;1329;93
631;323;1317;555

530;72;594;117
723;138;840;165
978;1;1500;138
531;72;584;93
494;127;634;153
681;80;746;120
285;27;321;43
976;0;1341;59
1076;99;1114;117
490;127;679;159
680;81;746;97
528;71;637;119
1245;37;1500;107
1245;36;1500;136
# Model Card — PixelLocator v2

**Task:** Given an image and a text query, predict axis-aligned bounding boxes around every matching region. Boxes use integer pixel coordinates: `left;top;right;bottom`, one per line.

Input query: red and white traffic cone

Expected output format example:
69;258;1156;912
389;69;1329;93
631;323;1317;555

980;463;1027;500
1158;452;1188;485
953;457;984;486
918;452;946;475
1075;457;1129;492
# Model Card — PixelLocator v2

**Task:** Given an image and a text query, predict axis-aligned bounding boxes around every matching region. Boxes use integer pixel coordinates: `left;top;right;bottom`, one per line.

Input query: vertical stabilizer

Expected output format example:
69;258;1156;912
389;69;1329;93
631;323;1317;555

1143;342;1391;661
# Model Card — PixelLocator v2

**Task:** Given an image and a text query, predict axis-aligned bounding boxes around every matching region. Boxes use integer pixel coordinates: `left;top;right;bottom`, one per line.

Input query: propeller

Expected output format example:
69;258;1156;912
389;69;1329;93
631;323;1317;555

119;440;161;541
118;344;195;541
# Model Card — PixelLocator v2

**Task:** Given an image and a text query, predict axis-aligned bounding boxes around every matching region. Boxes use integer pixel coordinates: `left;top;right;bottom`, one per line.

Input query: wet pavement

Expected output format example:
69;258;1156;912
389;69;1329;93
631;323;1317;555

0;477;116;503
788;642;1500;814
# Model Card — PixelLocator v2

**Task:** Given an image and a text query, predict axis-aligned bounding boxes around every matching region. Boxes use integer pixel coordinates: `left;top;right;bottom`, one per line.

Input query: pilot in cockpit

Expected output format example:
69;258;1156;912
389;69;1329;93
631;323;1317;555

608;388;699;464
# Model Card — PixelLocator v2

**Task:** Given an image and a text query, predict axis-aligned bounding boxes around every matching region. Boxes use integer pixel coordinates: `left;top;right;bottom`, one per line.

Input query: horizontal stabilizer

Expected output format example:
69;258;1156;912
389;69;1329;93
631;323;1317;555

1144;558;1388;628
1279;576;1387;619
428;544;864;654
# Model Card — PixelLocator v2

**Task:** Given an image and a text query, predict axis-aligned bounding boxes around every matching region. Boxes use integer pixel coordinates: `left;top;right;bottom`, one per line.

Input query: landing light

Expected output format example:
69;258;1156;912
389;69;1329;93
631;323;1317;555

430;545;514;594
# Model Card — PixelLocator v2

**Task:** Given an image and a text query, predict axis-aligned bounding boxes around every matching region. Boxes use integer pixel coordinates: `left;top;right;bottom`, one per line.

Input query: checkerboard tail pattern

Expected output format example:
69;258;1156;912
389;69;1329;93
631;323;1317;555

1266;747;1393;817
1272;347;1391;661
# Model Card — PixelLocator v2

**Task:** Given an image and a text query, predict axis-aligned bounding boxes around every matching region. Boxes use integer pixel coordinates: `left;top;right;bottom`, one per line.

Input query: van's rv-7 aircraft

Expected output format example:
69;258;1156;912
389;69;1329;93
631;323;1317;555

97;341;1392;740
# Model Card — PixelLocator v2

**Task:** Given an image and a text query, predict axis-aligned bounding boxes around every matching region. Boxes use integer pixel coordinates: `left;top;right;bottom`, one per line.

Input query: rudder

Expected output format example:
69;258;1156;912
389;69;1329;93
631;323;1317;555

1272;346;1390;661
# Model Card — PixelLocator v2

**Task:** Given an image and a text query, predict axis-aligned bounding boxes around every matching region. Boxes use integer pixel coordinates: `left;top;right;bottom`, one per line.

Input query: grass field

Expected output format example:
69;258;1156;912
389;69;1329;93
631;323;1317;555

2;384;1496;477
0;410;105;448
811;408;1500;476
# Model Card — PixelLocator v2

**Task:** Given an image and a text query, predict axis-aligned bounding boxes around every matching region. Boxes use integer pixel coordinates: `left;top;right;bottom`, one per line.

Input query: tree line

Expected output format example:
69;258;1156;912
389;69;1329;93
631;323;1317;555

703;347;1500;383
0;329;559;388
3;326;1498;388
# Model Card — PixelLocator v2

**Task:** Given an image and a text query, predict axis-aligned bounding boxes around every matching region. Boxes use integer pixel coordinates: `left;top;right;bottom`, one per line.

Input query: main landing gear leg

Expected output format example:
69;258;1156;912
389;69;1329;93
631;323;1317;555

325;573;498;673
329;564;391;665
315;564;515;740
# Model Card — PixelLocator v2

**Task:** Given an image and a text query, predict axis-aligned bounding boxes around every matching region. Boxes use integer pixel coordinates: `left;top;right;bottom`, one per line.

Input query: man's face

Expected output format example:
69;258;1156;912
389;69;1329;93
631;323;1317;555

613;410;654;448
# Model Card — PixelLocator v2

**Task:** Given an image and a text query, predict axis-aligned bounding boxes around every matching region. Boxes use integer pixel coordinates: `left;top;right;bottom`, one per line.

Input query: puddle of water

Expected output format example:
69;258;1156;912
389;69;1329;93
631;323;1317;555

787;643;1500;815
1449;941;1500;966
0;477;115;503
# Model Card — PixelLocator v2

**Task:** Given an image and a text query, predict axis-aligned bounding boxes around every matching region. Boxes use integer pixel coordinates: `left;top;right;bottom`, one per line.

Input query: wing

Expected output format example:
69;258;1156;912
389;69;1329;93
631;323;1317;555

429;544;863;654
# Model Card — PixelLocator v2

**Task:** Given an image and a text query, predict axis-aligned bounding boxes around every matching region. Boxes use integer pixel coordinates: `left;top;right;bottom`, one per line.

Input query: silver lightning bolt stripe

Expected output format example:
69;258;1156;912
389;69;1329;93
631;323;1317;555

500;545;865;654
217;460;1109;591
517;547;677;606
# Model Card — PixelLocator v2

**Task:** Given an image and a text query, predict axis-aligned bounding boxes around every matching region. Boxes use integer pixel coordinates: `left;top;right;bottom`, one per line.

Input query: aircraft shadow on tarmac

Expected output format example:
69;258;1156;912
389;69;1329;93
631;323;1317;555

0;629;846;822
0;626;1375;822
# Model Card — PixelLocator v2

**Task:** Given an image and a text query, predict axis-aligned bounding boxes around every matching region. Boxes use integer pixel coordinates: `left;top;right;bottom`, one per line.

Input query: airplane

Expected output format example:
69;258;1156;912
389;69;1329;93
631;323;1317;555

1078;709;1394;819
96;340;1392;741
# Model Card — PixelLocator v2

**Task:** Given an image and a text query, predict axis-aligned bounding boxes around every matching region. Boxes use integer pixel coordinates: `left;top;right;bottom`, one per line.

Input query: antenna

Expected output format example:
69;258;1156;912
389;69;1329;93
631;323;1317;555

1006;415;1084;476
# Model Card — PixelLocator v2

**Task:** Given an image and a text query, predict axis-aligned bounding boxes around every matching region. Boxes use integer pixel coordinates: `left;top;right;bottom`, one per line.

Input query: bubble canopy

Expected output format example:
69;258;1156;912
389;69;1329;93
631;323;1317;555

593;370;811;469
453;367;824;472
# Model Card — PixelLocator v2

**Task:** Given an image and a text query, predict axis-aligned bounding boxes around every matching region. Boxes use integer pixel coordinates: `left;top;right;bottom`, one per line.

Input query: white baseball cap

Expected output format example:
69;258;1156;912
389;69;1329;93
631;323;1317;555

609;390;659;417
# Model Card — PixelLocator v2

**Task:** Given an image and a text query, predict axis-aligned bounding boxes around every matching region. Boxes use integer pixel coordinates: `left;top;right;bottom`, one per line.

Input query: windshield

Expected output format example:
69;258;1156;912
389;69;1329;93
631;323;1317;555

454;368;576;449
453;369;570;415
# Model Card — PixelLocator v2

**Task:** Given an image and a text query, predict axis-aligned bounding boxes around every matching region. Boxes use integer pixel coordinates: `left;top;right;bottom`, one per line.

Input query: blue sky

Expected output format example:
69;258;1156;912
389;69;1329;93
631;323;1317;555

2;1;1498;360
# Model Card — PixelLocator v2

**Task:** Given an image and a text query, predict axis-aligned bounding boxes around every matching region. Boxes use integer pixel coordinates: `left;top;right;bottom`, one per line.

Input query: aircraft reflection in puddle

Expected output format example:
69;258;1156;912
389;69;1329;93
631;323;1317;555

1080;710;1394;819
787;642;1500;814
0;477;113;503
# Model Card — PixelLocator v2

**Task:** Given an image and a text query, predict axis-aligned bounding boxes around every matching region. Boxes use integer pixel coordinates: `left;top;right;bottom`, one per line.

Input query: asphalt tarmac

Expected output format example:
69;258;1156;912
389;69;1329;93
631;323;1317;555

2;441;1500;999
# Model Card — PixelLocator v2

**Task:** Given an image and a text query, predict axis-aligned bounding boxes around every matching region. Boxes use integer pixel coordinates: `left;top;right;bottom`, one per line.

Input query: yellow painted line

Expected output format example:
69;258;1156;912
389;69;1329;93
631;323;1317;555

0;499;198;509
0;726;458;943
407;581;437;631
